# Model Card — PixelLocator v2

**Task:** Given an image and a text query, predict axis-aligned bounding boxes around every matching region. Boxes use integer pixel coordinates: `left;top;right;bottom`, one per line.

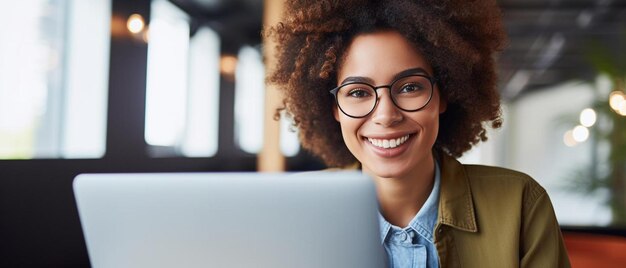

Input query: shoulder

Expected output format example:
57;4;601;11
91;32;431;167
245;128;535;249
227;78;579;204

462;164;547;209
463;164;542;187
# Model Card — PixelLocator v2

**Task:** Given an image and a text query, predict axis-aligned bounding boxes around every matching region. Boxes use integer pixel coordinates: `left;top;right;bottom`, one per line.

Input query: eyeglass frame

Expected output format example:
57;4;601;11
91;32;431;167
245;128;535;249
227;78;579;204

329;73;437;118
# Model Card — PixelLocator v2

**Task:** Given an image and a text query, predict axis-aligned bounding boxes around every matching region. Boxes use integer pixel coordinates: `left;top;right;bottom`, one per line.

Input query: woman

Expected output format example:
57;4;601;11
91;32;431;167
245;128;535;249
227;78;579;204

267;0;570;267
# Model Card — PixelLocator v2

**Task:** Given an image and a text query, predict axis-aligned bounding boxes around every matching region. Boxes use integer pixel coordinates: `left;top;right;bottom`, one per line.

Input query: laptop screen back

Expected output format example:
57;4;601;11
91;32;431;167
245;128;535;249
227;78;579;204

73;172;386;268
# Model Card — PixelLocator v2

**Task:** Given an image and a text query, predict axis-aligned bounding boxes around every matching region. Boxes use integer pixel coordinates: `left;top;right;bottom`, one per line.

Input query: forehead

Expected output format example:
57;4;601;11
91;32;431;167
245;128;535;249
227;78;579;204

337;30;433;84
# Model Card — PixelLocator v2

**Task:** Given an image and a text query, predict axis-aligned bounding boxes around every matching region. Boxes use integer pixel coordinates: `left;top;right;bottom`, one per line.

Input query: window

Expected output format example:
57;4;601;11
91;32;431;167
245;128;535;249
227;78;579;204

144;0;220;157
234;46;264;154
233;45;300;157
0;0;111;159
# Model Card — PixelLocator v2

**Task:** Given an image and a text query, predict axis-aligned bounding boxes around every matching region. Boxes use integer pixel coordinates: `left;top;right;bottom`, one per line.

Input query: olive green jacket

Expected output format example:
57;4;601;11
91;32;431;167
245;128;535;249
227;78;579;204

433;153;571;267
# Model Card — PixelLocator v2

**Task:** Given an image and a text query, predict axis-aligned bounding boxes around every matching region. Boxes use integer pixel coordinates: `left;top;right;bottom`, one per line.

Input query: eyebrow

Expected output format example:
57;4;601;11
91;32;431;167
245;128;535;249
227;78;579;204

339;67;430;85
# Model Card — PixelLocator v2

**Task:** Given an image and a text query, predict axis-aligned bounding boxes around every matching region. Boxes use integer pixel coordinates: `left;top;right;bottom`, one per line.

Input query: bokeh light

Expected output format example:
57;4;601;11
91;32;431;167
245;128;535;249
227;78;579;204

609;91;625;114
572;125;589;143
563;130;577;147
618;105;626;116
127;14;145;34
579;108;597;127
220;55;238;77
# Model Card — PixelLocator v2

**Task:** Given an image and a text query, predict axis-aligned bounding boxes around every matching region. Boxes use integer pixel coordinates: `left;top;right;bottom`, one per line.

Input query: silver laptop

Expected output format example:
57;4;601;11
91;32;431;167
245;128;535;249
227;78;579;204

73;171;387;268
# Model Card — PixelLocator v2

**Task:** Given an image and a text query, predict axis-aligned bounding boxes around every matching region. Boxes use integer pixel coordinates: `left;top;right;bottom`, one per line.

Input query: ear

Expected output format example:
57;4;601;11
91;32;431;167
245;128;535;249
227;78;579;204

333;104;341;122
438;97;447;114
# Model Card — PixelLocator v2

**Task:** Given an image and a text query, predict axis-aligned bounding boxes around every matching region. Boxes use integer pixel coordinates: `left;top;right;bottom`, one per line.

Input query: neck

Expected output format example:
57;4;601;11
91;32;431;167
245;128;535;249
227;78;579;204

370;153;436;228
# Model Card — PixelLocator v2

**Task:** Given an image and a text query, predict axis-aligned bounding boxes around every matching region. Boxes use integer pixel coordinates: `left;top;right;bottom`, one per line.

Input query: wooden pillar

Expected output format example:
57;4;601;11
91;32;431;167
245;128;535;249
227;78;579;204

258;0;285;172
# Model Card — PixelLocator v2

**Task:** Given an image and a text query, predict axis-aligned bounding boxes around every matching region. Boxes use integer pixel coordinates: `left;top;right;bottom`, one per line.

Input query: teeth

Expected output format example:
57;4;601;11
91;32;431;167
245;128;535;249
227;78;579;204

367;135;410;149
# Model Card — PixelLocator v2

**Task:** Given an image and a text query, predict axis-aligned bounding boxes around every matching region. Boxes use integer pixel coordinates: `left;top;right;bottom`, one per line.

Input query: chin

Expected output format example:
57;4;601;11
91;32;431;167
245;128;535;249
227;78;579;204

364;161;410;179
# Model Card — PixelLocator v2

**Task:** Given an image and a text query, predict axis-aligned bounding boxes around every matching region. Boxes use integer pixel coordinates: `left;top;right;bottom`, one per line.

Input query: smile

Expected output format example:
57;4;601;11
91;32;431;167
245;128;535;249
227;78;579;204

366;134;411;149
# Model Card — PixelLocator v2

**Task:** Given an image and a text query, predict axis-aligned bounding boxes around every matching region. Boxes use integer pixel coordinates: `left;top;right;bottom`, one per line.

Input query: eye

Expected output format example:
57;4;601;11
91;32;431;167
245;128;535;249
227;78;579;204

347;88;372;98
398;83;424;93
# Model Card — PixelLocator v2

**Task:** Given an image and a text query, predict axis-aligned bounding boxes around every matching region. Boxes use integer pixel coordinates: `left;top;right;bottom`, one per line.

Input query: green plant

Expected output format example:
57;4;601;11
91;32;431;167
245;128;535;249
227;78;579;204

575;31;626;225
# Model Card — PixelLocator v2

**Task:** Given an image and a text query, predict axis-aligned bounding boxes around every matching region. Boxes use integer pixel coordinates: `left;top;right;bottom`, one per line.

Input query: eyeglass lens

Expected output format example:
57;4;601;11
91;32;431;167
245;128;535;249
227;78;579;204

335;75;432;117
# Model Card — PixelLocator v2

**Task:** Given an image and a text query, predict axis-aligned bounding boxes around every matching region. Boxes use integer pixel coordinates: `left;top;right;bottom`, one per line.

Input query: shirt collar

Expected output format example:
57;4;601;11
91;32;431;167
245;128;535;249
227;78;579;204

378;159;442;244
436;152;478;233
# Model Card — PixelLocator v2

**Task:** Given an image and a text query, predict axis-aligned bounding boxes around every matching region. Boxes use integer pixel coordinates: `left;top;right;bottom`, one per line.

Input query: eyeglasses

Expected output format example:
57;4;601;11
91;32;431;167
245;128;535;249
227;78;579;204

330;74;436;118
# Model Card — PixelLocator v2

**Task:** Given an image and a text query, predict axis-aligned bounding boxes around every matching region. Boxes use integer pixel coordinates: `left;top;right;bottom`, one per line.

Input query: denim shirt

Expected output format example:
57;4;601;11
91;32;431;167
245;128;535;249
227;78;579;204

378;161;441;268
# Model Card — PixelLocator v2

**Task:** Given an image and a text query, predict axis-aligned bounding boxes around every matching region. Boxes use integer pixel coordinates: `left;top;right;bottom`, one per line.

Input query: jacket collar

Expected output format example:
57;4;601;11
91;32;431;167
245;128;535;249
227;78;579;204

343;151;477;232
436;152;478;233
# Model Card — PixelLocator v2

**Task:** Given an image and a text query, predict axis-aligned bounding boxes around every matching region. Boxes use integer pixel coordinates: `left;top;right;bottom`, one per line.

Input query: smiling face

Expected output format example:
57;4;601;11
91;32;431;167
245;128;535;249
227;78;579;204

333;30;446;179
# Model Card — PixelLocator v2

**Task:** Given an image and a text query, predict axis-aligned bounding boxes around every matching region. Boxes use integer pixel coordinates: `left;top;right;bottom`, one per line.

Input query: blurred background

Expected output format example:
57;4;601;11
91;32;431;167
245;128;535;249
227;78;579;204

0;0;625;266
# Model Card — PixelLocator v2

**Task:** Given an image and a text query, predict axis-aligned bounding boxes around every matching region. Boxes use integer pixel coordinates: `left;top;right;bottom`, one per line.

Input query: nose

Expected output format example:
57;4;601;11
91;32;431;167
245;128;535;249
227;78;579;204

370;89;403;127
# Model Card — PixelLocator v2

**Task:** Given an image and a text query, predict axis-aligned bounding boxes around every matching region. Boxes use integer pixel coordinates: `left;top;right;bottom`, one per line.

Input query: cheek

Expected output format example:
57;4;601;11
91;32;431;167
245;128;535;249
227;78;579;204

338;117;359;138
423;98;443;125
422;112;441;141
337;116;364;146
338;123;364;162
409;107;441;139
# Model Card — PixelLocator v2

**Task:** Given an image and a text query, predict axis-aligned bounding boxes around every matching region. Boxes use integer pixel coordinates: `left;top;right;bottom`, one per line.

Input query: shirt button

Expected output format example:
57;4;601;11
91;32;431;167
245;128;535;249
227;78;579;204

400;232;408;240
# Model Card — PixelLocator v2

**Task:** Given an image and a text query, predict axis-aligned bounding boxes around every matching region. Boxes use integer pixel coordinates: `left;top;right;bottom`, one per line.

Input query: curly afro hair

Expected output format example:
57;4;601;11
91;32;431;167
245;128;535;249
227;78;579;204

267;0;507;167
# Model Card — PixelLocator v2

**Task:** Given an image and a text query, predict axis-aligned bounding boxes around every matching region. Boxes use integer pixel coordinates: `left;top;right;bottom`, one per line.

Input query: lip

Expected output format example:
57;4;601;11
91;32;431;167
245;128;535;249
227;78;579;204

362;133;415;158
